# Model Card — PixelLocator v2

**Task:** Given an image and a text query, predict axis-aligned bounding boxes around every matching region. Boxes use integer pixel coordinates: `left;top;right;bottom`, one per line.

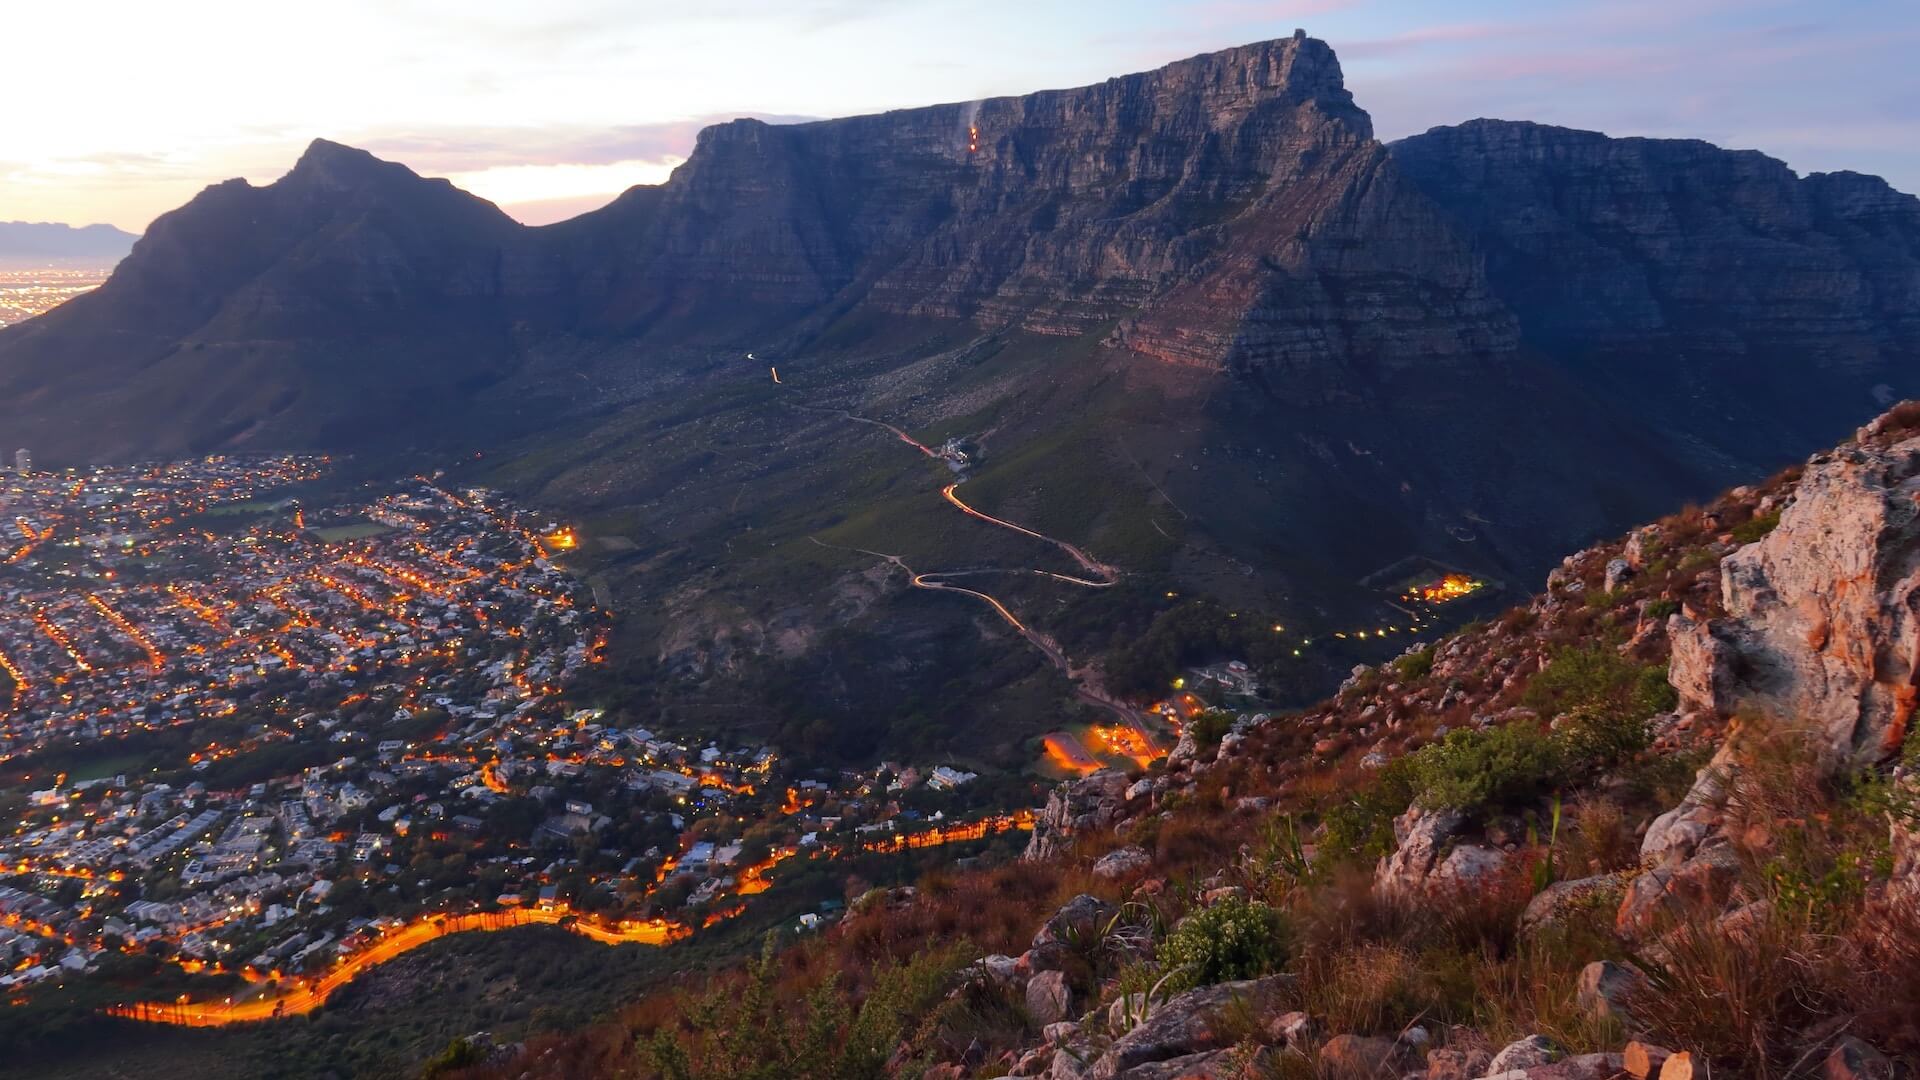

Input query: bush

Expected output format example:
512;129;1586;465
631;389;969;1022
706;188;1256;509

1392;647;1435;681
1643;598;1679;620
1189;708;1235;749
1524;645;1675;722
1158;896;1289;991
1553;703;1653;774
1318;758;1419;862
1407;725;1567;815
1731;510;1781;545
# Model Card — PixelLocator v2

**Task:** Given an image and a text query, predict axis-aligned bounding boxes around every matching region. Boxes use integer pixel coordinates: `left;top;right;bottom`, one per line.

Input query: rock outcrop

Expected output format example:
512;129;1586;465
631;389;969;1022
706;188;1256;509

1668;432;1920;769
1026;771;1130;861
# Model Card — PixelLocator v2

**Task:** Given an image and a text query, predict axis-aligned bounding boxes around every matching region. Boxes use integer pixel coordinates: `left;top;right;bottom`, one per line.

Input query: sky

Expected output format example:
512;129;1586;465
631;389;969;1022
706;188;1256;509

3;0;1915;231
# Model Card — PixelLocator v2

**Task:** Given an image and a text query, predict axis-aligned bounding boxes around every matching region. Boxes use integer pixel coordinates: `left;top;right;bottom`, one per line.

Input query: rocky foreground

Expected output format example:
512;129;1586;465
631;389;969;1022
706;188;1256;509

471;402;1920;1080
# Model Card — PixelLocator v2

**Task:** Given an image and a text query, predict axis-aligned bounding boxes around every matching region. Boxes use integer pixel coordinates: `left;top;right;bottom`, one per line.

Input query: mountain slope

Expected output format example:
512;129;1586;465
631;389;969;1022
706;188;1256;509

472;403;1920;1080
1;35;1917;694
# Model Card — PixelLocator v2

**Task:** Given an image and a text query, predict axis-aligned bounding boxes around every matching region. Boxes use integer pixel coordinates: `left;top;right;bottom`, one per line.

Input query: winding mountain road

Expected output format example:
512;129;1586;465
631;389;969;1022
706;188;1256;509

771;357;1144;730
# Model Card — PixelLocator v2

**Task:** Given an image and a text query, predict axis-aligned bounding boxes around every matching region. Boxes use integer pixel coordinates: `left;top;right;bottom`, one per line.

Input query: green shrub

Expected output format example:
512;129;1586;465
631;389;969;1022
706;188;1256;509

1189;708;1235;749
1554;703;1654;773
1731;510;1781;544
1523;645;1676;723
1392;647;1436;681
1319;757;1419;862
1643;598;1679;620
1407;725;1567;815
1159;896;1290;991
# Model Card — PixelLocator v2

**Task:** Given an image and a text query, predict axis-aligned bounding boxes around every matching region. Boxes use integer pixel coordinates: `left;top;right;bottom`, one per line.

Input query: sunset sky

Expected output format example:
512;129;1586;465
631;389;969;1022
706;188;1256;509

6;0;1915;231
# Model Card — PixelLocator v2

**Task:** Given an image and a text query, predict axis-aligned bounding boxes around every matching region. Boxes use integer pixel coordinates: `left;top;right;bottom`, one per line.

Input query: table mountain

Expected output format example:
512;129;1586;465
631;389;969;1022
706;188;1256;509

1;32;1915;643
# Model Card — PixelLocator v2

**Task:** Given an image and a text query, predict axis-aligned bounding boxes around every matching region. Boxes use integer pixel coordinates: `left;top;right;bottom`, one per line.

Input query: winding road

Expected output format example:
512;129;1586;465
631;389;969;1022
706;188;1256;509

775;357;1144;731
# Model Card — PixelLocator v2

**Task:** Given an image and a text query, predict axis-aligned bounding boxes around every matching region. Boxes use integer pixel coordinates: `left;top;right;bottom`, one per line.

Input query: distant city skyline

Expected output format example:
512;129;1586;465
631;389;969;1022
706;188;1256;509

6;0;1916;232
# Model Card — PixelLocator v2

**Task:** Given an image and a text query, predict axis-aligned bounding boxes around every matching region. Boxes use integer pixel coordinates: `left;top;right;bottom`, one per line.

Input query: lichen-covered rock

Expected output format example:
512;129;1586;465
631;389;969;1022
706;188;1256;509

1034;894;1117;951
1092;846;1153;880
1487;1034;1561;1073
1028;771;1131;860
1086;975;1295;1079
1374;805;1508;899
1669;435;1920;770
1519;874;1626;936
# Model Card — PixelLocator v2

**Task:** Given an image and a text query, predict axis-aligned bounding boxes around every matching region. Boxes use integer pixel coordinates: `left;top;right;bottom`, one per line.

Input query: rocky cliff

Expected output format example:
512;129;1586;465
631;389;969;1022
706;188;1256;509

1393;119;1920;454
6;34;1916;467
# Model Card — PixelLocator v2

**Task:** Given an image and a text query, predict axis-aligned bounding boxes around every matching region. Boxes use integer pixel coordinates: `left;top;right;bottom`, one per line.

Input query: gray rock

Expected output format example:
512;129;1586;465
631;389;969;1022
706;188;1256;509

1034;894;1116;950
1027;969;1074;1025
1373;804;1466;897
1668;435;1920;770
1486;1034;1561;1073
1315;1033;1412;1078
1092;846;1153;880
1262;1009;1319;1051
1086;974;1295;1079
1524;1053;1628;1080
1519;874;1626;936
1044;1020;1082;1046
1604;557;1634;592
1575;960;1643;1029
1027;771;1131;861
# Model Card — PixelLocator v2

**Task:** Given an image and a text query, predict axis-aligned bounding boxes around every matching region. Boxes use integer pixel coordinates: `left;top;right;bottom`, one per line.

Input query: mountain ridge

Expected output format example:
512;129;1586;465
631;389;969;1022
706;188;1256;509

0;35;1915;656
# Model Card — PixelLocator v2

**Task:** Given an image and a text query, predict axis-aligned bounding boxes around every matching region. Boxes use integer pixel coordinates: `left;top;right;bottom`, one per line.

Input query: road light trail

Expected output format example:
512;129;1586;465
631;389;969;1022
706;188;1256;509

940;482;1117;584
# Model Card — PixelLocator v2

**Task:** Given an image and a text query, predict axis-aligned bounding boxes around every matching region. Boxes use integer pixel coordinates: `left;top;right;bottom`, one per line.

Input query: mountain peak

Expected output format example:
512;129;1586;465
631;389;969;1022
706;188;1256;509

285;138;413;192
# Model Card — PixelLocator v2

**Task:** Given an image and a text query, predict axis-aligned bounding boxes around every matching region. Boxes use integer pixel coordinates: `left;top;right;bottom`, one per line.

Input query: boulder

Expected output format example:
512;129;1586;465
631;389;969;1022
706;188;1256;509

1314;1033;1412;1078
1616;843;1742;940
1035;894;1117;950
1045;1021;1083;1046
1050;1044;1096;1080
1010;1046;1056;1076
1487;1034;1561;1073
1027;969;1074;1025
1028;770;1132;860
1519;874;1626;936
1262;1010;1320;1051
1093;846;1153;880
1670;435;1920;771
1086;974;1295;1079
1605;558;1634;592
1117;1047;1274;1079
1374;805;1465;895
1575;960;1644;1029
1425;1046;1493;1080
979;954;1020;983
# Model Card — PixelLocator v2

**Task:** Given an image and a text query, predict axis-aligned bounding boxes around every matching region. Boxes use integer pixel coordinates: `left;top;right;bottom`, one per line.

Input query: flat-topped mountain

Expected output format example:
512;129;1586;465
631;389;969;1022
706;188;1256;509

1;34;1916;662
2;34;1914;465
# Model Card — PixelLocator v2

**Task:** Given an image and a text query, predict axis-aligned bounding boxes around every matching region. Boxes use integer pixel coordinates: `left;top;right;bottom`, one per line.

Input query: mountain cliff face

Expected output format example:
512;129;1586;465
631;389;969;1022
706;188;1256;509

1393;119;1920;455
2;34;1914;466
536;34;1514;370
2;35;1918;658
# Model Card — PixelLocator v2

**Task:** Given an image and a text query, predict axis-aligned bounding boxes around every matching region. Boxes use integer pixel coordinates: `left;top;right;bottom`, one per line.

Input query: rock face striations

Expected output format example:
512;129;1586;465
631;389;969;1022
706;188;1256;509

1;33;1916;479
